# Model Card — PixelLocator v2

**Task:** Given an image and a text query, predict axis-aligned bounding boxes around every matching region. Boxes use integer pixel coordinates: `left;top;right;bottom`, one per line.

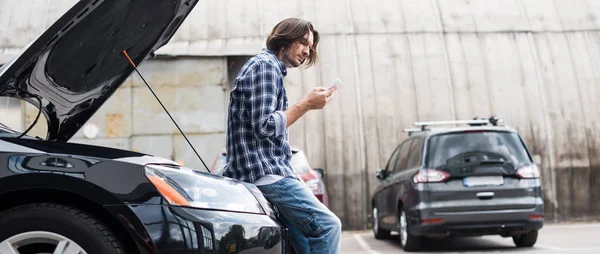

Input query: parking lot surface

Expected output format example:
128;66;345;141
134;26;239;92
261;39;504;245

340;223;600;253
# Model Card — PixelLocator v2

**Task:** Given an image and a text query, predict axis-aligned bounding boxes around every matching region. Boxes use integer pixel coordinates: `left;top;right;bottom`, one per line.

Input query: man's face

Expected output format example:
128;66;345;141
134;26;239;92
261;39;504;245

282;31;314;68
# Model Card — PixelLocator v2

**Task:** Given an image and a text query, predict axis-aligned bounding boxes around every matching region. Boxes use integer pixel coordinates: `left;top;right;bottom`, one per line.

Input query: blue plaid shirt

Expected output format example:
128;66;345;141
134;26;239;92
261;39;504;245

223;49;299;184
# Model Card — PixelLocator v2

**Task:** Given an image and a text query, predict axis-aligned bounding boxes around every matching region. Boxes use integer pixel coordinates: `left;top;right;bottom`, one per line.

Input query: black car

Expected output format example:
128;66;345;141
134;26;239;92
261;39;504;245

371;118;544;252
0;1;290;253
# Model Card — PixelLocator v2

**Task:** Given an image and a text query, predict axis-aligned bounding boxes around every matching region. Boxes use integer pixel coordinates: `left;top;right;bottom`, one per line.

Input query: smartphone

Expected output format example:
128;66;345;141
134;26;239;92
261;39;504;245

327;78;342;90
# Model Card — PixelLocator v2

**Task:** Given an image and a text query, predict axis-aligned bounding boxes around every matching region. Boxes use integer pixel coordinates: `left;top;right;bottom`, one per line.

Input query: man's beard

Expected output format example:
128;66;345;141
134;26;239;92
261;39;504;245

283;49;302;68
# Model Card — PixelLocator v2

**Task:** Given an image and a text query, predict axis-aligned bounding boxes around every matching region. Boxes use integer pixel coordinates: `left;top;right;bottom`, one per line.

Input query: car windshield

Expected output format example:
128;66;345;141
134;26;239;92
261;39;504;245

426;131;531;169
290;152;310;174
213;154;227;173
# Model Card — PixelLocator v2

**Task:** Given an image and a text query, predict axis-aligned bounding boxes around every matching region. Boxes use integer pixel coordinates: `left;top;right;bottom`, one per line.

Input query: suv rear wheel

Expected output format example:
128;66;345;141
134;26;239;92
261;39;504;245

398;208;422;252
0;203;125;254
513;230;538;247
372;207;390;239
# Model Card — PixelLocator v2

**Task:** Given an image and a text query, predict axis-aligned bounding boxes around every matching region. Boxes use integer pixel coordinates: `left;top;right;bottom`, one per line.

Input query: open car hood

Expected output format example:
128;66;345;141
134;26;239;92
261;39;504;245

0;0;198;141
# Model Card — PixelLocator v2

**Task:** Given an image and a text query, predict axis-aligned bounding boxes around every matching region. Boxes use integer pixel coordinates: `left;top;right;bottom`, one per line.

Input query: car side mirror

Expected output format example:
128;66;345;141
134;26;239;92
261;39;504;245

376;169;387;180
314;168;325;179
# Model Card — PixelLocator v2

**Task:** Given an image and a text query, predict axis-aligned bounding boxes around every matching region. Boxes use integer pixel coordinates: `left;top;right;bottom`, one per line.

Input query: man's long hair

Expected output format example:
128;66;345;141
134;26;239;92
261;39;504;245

266;18;320;67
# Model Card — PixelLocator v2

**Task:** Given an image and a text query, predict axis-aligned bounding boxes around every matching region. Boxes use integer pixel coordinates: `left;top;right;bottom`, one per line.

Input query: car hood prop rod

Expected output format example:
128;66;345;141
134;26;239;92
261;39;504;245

121;50;209;171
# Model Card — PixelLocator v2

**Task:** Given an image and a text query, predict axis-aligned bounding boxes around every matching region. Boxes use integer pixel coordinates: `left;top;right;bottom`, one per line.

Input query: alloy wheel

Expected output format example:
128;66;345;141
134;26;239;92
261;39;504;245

0;231;86;254
372;207;379;234
399;211;408;246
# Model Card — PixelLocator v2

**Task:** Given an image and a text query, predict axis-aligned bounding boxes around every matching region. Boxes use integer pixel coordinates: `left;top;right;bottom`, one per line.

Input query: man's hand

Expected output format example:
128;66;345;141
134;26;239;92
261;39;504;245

284;86;337;127
302;87;337;110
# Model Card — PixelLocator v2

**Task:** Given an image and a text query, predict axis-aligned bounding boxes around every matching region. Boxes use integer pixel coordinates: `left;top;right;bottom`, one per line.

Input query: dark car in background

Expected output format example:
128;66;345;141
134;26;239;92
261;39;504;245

0;1;291;253
212;148;329;207
371;118;544;252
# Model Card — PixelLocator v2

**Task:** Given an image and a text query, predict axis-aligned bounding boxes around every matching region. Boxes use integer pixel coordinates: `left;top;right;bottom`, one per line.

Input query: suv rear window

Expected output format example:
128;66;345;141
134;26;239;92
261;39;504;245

426;131;531;168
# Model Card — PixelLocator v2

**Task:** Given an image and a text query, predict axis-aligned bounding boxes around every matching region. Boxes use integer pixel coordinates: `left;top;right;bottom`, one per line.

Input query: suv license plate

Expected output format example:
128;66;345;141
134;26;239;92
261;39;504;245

463;176;504;187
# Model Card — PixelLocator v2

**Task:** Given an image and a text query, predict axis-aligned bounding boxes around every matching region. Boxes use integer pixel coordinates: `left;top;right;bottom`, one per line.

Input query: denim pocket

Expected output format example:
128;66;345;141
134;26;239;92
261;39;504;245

296;214;325;237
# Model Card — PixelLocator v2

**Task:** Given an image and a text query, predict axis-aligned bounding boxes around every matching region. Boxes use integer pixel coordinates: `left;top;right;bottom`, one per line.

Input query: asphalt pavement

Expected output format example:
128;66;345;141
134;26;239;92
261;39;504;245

340;222;600;253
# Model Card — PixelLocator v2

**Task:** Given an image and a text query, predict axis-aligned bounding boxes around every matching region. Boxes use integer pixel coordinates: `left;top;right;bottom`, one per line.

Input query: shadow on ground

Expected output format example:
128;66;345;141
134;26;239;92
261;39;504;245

383;234;532;253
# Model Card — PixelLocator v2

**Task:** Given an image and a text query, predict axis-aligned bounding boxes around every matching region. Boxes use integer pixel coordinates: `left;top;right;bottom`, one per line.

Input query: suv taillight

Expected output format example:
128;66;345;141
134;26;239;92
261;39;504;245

516;164;540;178
413;169;450;183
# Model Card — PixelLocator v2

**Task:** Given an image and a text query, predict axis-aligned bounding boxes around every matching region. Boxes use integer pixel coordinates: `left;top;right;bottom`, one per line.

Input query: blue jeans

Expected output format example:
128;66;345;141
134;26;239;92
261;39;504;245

257;177;342;254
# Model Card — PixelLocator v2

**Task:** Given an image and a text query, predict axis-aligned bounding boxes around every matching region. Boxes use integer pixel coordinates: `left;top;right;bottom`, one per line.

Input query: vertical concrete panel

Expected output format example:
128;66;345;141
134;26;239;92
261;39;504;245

312;0;351;35
390;34;419;135
336;34;367;230
566;32;600;220
27;0;50;42
587;0;600;29
533;33;591;220
347;0;405;34
186;0;209;41
480;34;529;127
260;0;300;36
206;0;227;40
7;0;33;47
317;35;346;224
0;1;13;46
514;33;556;219
468;0;527;32
346;0;370;33
400;0;441;32
300;62;326;171
437;0;477;32
225;0;260;38
285;69;306;151
369;35;400;167
389;34;419;149
297;0;319;28
445;33;476;120
553;0;598;31
353;35;381;211
408;34;454;121
520;0;563;31
581;31;600;218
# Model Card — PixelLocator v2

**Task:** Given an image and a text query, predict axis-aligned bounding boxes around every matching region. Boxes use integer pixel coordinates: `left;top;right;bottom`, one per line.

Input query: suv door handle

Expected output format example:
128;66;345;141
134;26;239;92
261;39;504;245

476;192;494;199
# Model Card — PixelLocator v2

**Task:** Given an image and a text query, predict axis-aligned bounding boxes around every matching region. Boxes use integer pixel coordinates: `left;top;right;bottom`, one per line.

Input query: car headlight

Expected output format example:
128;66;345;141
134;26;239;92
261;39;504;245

144;164;264;214
306;179;323;194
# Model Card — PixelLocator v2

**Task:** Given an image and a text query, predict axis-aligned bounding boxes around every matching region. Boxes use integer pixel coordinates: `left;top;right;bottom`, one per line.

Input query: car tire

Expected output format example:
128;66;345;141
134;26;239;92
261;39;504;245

398;208;422;252
513;230;538;248
372;206;390;239
0;203;125;254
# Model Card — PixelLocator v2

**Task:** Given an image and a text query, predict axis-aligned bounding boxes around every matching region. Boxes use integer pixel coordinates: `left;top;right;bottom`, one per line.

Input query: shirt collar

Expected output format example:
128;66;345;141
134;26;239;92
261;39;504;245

262;48;287;77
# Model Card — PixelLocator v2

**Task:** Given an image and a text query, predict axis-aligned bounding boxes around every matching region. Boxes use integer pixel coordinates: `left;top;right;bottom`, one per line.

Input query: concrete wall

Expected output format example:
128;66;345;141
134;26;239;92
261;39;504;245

3;0;600;230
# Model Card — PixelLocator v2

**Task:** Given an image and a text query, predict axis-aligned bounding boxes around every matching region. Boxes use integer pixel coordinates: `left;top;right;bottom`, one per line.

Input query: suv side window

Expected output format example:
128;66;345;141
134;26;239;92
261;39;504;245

393;139;413;173
384;145;401;173
406;137;423;169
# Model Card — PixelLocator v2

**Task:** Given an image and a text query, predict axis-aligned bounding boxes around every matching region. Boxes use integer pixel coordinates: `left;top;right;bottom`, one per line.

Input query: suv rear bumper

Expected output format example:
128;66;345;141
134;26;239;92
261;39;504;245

409;205;544;237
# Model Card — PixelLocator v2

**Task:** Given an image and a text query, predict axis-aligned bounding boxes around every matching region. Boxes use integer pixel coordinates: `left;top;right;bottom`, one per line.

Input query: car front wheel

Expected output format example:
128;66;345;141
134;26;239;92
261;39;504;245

0;203;125;254
372;207;390;239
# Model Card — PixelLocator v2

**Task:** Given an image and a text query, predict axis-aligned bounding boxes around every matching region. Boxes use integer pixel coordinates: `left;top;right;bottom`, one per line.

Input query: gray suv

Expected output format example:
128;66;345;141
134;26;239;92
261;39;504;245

371;117;544;252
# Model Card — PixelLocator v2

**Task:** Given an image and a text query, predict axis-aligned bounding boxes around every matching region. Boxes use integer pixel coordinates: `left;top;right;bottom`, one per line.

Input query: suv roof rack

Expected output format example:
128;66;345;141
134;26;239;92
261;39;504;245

403;116;504;136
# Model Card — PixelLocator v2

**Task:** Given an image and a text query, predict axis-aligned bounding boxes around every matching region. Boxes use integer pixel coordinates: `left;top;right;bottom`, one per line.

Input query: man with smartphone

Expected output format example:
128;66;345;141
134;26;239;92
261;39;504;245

223;18;341;253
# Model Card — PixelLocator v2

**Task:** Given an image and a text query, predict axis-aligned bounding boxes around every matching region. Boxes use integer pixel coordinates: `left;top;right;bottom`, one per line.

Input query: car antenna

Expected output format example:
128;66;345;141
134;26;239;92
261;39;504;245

121;50;209;171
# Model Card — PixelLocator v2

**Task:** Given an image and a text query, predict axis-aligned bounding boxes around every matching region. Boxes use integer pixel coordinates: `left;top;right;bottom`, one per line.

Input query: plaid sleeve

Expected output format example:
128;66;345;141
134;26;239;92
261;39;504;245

245;62;286;138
